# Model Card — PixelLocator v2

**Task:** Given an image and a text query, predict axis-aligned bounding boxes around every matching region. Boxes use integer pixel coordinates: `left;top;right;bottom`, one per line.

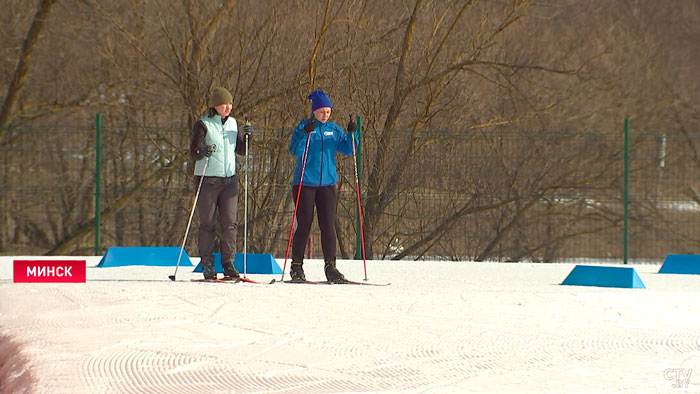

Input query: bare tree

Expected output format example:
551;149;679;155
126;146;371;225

345;0;587;258
0;0;57;140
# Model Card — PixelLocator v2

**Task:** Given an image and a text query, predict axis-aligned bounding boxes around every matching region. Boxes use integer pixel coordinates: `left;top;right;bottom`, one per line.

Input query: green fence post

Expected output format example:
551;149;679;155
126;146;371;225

95;113;102;256
623;117;629;264
354;115;363;260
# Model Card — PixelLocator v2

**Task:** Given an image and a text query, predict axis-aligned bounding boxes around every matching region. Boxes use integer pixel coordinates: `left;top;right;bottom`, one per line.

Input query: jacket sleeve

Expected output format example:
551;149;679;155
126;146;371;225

236;134;249;155
190;120;208;160
336;127;357;157
235;120;249;156
289;121;309;157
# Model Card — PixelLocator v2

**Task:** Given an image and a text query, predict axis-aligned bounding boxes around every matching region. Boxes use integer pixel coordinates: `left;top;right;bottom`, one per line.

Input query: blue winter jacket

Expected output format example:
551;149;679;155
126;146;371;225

289;119;358;186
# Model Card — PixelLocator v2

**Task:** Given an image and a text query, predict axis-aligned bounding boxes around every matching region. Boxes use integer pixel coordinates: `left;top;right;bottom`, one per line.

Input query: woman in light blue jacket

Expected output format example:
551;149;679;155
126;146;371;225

190;87;253;280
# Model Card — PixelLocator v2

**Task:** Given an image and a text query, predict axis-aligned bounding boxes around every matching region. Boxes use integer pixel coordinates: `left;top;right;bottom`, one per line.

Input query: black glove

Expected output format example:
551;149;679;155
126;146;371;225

347;114;357;133
243;122;254;136
303;114;316;133
197;144;216;157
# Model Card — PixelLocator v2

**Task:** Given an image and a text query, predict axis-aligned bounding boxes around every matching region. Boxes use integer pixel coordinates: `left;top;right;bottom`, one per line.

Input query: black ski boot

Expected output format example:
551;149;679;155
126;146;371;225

289;260;306;282
201;259;217;280
222;261;240;280
324;260;347;283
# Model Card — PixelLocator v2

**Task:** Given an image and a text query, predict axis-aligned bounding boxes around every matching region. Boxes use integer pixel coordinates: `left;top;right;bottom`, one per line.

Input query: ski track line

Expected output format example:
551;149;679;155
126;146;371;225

262;320;492;390
48;286;140;307
201;362;374;394
248;375;375;394
414;373;479;394
10;314;90;332
356;327;568;388
291;332;461;390
82;349;217;394
256;364;310;379
404;332;495;384
81;346;378;393
458;329;538;370
206;302;226;320
110;310;175;326
354;358;433;388
173;294;200;307
557;328;700;360
222;335;398;393
243;339;291;361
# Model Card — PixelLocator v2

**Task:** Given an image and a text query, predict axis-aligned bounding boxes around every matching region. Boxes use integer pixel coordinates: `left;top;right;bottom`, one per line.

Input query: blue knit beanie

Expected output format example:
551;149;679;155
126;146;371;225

308;90;333;111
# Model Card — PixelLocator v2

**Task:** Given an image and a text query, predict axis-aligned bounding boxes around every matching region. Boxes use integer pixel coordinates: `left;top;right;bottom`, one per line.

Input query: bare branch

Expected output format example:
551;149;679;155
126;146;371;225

0;0;57;139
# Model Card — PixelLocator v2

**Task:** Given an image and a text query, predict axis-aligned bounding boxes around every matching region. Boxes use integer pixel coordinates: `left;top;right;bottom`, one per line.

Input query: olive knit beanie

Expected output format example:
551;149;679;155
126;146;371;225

210;87;233;107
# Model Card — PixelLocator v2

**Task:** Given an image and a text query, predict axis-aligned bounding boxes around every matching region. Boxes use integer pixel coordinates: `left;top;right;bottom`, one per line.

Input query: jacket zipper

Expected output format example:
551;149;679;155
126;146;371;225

221;117;229;177
319;122;324;186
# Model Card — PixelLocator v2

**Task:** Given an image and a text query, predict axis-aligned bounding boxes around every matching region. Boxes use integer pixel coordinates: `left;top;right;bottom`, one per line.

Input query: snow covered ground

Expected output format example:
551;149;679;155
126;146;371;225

1;256;699;393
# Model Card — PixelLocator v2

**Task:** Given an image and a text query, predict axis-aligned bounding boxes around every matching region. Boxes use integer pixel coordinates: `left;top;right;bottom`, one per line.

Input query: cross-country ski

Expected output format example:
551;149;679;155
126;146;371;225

191;277;276;284
283;279;390;286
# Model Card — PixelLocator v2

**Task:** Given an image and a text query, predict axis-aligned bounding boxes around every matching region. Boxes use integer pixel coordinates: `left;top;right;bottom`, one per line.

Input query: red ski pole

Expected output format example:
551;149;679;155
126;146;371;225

281;131;312;282
350;117;368;281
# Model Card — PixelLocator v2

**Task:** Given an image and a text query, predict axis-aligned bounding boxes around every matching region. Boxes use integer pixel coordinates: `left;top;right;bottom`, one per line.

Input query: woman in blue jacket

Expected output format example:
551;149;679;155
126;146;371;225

289;90;357;283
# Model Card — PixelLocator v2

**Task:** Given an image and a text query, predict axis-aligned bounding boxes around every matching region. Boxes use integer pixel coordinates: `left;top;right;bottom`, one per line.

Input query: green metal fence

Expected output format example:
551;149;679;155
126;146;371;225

1;119;699;263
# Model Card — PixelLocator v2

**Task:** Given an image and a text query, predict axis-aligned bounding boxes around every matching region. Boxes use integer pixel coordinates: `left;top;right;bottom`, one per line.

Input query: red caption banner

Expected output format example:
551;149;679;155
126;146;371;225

13;260;87;283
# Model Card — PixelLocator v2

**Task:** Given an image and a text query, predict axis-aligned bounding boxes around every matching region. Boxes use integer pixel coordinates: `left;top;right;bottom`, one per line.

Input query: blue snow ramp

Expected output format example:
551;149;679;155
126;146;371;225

659;254;700;275
561;265;645;289
97;247;193;267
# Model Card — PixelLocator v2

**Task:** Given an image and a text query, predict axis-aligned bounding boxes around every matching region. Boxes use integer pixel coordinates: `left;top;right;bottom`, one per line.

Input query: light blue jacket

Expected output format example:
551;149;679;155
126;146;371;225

289;119;357;186
194;115;239;177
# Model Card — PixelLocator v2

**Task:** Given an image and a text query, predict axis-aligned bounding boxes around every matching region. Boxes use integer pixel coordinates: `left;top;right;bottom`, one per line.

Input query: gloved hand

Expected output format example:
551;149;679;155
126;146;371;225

347;114;357;133
303;114;316;133
243;121;254;136
196;144;216;157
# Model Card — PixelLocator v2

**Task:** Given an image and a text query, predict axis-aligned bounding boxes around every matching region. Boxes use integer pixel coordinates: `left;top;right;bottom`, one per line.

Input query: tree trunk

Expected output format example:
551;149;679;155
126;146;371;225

0;0;57;142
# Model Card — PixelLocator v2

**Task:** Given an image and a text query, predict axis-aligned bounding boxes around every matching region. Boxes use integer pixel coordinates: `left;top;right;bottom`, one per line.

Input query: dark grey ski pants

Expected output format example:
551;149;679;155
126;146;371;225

195;175;238;265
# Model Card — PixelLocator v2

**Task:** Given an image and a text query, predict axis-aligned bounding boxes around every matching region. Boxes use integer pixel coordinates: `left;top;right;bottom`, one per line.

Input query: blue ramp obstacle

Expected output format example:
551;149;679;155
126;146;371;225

97;247;193;267
561;265;646;289
193;253;282;274
659;254;700;275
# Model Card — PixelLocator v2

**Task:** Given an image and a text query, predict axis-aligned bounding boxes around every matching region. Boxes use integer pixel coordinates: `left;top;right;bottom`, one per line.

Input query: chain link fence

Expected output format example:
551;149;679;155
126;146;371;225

2;121;699;262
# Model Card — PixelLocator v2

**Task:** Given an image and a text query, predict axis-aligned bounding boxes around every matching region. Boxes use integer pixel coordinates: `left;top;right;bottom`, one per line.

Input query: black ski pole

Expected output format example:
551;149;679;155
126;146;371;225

243;118;251;278
169;156;209;281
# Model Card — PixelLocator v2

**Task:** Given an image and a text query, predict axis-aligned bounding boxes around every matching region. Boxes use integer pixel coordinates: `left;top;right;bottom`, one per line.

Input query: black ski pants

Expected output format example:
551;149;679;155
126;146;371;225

291;185;337;262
